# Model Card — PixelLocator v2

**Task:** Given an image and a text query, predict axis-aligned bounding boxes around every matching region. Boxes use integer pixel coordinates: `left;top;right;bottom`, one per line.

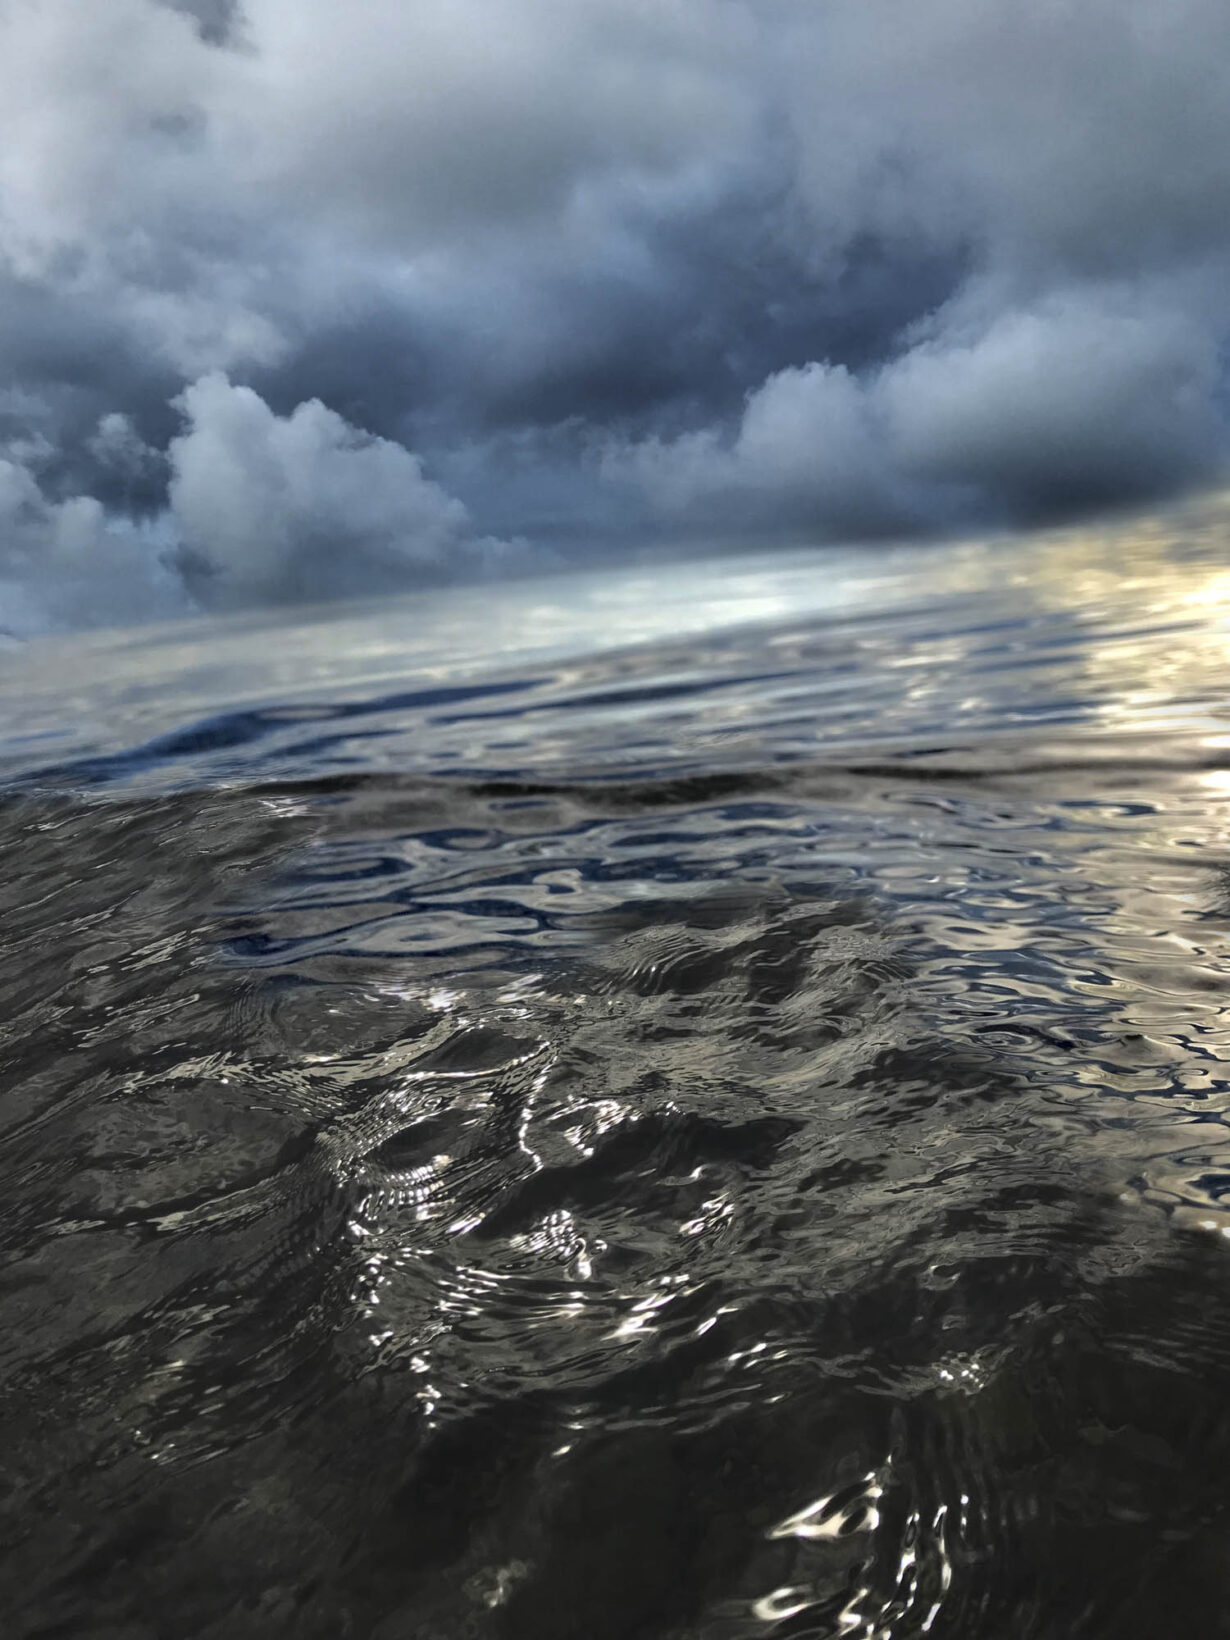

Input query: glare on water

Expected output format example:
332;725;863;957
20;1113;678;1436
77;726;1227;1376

4;497;1230;1636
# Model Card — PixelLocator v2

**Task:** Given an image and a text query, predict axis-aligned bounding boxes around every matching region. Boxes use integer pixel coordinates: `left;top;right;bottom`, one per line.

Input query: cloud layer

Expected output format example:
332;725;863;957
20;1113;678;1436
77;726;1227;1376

1;0;1229;629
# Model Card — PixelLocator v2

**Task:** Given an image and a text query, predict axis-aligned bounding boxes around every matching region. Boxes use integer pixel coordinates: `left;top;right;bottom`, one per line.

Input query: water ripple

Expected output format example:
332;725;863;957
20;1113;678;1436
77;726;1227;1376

5;524;1230;1633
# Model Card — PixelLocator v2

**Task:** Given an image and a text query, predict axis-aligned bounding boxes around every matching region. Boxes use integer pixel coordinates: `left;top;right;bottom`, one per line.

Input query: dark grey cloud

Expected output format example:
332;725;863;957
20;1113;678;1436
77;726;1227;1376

0;0;1229;631
159;1;241;48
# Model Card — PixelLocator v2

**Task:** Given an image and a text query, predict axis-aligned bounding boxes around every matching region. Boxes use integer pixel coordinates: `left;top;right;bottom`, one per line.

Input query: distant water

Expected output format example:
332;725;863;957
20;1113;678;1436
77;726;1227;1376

6;510;1230;1638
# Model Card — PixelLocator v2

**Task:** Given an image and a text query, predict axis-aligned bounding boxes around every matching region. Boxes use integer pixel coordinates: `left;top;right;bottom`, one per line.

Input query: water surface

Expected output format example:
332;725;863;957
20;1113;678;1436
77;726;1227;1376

4;510;1230;1637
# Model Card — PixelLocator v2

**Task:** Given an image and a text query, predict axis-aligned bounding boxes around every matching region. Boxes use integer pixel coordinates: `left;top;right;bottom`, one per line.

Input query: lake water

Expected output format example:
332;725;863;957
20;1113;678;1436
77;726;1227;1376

4;503;1230;1637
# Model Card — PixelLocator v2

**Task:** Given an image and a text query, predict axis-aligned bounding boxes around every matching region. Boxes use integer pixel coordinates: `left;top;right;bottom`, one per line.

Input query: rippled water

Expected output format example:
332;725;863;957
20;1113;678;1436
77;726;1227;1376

6;507;1230;1638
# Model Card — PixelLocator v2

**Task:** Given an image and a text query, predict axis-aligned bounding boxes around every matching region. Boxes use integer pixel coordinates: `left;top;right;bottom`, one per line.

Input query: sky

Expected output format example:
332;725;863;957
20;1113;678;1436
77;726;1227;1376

1;0;1229;632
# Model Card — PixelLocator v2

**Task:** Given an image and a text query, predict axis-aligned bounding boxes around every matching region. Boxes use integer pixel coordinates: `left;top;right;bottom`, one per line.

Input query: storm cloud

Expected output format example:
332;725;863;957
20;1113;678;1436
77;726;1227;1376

1;0;1229;630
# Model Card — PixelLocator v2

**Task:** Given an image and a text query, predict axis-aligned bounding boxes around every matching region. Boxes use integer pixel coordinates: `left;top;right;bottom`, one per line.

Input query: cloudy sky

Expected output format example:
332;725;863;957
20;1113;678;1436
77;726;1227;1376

1;0;1228;631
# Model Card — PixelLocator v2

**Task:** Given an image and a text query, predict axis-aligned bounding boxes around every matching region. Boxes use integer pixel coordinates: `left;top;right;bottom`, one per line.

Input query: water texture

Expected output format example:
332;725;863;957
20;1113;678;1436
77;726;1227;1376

4;513;1230;1637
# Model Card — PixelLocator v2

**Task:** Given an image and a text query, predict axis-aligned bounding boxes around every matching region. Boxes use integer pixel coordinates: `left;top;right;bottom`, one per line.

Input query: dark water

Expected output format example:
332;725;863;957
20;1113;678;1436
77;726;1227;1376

5;517;1230;1638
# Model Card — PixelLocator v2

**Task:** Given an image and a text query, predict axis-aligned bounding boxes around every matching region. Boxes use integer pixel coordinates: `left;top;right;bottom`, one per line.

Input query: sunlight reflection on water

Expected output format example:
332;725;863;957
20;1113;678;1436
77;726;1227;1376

4;496;1230;1636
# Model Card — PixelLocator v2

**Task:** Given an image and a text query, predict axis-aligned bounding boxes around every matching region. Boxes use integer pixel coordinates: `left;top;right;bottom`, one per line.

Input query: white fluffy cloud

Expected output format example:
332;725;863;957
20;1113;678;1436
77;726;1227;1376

168;374;508;609
610;284;1228;536
0;376;516;632
882;291;1226;512
613;362;909;537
